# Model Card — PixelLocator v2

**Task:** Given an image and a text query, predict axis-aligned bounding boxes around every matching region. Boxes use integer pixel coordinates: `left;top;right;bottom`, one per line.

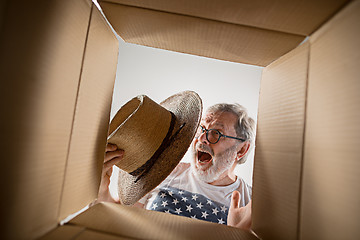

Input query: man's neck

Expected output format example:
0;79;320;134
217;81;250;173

208;170;237;186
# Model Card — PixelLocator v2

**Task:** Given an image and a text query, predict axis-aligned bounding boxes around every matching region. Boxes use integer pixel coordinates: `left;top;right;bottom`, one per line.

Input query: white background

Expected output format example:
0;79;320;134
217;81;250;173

109;39;263;199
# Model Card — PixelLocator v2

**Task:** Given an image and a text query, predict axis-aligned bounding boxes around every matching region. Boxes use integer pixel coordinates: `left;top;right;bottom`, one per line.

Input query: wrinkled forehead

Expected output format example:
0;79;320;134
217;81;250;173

202;110;236;130
203;111;218;123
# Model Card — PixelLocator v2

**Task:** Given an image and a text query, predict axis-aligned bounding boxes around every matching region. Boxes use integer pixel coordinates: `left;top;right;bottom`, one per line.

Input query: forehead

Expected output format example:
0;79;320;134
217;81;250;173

202;111;237;130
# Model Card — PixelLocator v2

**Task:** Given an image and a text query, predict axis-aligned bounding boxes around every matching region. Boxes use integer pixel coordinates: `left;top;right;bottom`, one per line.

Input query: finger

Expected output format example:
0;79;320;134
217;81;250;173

100;174;111;187
104;156;122;171
106;143;118;152
230;190;240;209
105;167;113;177
104;149;124;163
102;159;116;178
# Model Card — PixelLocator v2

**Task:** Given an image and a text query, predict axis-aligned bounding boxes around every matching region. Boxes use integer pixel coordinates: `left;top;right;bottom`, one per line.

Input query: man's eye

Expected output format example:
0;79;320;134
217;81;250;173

215;129;223;134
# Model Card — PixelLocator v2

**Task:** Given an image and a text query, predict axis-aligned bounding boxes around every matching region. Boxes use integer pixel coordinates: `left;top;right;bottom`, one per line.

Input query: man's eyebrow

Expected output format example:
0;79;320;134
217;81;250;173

203;117;227;130
211;122;225;129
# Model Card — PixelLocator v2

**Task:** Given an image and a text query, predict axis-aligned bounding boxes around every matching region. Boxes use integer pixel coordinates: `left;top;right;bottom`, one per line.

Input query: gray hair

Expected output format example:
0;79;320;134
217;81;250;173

206;103;256;164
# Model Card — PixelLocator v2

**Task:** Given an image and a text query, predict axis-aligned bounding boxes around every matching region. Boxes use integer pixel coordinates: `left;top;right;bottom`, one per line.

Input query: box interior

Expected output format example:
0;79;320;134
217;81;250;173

99;0;349;66
252;41;310;240
1;0;359;239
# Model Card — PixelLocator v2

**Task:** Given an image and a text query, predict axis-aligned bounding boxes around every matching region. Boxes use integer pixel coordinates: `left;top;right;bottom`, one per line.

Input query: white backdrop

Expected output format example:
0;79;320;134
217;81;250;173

109;39;263;199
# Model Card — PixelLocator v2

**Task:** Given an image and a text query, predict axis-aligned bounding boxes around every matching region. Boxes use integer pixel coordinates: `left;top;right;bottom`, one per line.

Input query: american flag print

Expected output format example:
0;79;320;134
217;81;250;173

149;186;229;225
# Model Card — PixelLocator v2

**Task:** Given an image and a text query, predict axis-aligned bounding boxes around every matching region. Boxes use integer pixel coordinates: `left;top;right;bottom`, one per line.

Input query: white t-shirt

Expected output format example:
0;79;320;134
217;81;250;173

139;163;251;225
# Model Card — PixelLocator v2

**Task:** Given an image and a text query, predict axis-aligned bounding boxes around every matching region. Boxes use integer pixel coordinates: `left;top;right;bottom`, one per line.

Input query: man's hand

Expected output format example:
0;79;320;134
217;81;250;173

227;190;252;230
97;143;124;203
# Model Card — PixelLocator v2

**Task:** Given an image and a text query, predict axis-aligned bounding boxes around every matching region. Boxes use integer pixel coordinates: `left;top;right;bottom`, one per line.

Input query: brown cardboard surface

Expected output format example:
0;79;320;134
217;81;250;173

0;0;92;239
58;3;119;221
38;225;85;240
102;0;349;36
99;2;304;67
0;0;6;31
70;202;259;240
301;1;360;239
75;229;132;240
1;0;358;239
39;225;131;240
252;42;309;240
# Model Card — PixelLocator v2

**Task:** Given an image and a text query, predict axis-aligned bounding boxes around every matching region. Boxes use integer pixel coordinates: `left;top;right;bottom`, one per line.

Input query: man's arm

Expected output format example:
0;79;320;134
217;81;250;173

96;143;146;209
227;190;252;230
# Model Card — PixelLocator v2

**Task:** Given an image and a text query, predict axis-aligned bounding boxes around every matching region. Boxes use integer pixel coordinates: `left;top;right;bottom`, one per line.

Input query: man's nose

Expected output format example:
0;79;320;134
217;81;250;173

198;131;209;144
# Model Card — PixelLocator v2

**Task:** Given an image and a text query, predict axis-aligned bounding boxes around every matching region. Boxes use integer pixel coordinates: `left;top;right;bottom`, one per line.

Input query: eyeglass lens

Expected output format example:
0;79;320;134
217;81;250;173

196;127;221;143
207;129;221;143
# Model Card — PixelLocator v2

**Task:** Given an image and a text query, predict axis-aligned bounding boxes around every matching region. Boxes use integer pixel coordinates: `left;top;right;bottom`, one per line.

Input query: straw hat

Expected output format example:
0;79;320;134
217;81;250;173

108;91;202;205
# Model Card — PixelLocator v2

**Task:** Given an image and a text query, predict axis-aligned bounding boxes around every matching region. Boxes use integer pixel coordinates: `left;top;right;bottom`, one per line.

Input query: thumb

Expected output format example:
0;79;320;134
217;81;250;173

230;190;240;209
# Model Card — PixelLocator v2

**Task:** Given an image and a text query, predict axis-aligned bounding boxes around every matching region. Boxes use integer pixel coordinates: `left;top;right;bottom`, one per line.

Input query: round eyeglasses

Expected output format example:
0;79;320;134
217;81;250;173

195;125;246;144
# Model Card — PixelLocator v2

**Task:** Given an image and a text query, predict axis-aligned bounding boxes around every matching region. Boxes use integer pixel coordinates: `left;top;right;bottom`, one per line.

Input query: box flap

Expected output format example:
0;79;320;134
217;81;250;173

102;0;349;36
69;202;259;240
99;2;304;67
300;1;360;239
74;229;130;240
58;4;119;220
38;226;85;240
39;225;130;240
0;0;92;239
252;41;309;239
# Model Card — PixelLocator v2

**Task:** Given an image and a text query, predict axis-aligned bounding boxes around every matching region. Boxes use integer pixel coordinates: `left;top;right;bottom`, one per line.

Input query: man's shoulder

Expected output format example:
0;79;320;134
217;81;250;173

236;177;252;201
236;176;251;186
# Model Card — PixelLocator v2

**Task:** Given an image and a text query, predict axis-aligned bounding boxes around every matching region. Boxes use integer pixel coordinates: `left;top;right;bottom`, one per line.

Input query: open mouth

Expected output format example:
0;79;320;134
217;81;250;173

197;150;213;164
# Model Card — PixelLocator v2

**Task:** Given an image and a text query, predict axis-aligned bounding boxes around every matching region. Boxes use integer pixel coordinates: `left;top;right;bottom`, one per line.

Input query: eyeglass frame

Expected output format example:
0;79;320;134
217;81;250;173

196;125;246;144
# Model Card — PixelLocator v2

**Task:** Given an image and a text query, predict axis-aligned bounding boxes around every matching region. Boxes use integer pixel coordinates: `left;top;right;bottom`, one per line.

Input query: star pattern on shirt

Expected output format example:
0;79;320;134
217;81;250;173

220;205;228;213
161;200;168;207
172;198;179;205
196;202;204;209
192;194;198;201
186;204;193;212
150;187;230;225
152;203;158;210
201;211;209;219
175;208;182;215
212;208;219;215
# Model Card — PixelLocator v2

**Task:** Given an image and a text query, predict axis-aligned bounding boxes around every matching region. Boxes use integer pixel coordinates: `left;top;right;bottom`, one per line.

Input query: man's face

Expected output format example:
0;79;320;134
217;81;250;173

190;111;242;183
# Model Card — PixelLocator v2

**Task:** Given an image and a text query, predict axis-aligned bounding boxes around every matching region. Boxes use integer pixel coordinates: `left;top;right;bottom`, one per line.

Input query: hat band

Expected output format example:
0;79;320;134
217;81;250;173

130;112;186;183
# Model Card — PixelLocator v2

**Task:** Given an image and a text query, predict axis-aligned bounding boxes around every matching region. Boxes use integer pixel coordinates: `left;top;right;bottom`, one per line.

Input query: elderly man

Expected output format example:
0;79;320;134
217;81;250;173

99;103;255;230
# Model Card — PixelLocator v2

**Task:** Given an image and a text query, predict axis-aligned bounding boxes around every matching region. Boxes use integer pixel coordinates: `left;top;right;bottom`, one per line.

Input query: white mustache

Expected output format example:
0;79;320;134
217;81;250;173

196;142;214;156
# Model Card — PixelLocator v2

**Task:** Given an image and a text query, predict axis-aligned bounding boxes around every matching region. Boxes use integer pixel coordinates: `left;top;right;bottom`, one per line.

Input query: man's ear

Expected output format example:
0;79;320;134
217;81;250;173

237;142;250;160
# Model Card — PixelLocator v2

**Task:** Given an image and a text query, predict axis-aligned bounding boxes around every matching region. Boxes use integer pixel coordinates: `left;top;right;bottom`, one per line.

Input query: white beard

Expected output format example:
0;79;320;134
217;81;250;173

190;143;237;183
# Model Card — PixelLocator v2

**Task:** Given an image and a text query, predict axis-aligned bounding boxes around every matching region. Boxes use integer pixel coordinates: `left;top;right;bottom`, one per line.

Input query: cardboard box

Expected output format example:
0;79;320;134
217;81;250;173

1;0;359;239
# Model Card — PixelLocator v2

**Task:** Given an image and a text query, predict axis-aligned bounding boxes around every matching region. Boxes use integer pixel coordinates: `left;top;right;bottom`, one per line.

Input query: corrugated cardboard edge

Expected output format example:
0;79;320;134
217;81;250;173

38;225;86;240
75;229;132;240
0;0;93;239
309;0;357;44
68;202;259;240
101;0;350;36
300;0;360;239
99;1;305;67
39;224;138;240
252;40;310;240
58;2;119;221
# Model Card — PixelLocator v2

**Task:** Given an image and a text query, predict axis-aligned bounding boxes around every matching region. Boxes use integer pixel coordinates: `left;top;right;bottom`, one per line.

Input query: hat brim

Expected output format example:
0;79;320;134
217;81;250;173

117;91;202;205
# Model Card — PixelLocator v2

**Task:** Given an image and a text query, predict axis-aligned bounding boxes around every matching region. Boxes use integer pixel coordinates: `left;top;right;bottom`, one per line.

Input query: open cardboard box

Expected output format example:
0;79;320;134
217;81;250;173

1;0;359;239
